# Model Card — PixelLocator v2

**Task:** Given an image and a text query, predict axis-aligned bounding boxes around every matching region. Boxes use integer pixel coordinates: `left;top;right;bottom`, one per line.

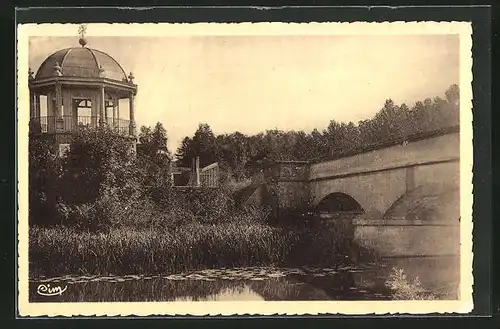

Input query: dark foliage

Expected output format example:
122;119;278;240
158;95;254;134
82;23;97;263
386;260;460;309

28;136;62;226
28;124;238;231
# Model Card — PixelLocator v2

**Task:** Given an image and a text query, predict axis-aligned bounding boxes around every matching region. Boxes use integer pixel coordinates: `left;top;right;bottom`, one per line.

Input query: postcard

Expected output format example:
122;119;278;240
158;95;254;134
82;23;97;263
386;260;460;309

17;21;473;317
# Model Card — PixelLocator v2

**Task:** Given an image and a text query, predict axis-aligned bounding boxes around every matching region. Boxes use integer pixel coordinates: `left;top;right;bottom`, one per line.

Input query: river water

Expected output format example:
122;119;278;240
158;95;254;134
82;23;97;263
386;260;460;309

30;263;400;302
29;257;459;303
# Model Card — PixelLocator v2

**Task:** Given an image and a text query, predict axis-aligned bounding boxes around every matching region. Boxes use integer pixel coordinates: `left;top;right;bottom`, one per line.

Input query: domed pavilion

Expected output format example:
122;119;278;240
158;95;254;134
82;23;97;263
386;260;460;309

29;30;138;155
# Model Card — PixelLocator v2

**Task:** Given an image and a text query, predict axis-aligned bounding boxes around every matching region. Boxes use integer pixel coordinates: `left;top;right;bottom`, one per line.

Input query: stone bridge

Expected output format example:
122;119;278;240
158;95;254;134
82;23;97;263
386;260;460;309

242;126;461;261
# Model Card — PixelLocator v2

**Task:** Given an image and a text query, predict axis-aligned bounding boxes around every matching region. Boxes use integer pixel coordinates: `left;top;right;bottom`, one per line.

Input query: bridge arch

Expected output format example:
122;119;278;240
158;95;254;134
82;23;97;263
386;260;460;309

382;183;460;222
310;171;408;217
315;192;365;214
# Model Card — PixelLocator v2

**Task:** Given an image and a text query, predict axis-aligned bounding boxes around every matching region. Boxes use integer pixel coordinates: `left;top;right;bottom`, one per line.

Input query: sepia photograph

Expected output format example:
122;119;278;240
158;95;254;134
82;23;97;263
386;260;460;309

17;21;473;316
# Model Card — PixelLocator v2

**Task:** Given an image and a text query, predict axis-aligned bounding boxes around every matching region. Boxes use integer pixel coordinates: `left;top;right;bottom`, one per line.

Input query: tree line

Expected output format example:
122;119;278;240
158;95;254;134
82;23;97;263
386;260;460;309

173;84;460;180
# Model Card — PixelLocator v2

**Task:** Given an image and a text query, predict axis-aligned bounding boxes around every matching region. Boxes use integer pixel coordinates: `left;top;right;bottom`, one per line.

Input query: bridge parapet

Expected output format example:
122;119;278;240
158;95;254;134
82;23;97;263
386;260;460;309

309;130;459;181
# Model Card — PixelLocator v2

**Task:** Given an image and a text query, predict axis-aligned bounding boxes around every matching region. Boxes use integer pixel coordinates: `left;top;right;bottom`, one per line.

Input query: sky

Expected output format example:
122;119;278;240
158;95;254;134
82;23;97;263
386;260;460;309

29;34;459;153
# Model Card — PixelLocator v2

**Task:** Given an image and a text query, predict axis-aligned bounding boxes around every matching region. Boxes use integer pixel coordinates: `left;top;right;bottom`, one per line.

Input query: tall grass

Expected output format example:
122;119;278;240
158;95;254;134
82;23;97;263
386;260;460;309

29;217;355;278
30;223;284;278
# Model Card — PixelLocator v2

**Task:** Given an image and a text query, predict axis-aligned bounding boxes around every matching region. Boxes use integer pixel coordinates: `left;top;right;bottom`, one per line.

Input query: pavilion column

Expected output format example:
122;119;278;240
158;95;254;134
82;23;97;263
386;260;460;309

55;83;63;132
29;90;36;134
35;94;41;118
47;92;53;116
99;85;105;126
55;83;62;118
29;90;35;119
104;96;109;122
46;92;53;132
32;92;41;133
117;99;120;121
129;92;136;137
112;97;117;126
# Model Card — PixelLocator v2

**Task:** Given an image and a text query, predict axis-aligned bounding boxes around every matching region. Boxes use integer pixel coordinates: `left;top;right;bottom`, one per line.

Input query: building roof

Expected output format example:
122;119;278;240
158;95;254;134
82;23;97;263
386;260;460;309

35;47;129;82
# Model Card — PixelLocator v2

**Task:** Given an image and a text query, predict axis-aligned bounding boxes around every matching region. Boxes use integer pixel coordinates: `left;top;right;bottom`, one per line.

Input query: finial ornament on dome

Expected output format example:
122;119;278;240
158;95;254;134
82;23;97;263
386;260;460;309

53;62;62;76
78;24;88;47
128;72;135;83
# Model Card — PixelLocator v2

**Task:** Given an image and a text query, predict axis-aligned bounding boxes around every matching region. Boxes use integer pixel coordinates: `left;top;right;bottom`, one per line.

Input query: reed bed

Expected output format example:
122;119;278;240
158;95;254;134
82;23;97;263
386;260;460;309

29;219;353;278
30;223;286;278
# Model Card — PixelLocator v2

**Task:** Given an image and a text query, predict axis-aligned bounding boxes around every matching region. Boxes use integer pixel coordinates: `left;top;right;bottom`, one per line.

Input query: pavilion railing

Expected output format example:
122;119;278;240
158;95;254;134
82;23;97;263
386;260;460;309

30;115;130;136
105;117;130;136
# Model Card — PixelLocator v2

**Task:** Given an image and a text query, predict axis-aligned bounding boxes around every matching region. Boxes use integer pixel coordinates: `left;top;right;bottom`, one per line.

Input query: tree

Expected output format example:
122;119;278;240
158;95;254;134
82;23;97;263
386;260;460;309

176;123;217;168
175;136;195;167
136;123;173;206
343;121;361;151
443;84;460;126
323;120;342;155
397;103;411;138
445;84;460;106
292;130;314;160
408;100;426;133
216;132;249;180
138;122;171;165
310;128;328;158
371;99;399;142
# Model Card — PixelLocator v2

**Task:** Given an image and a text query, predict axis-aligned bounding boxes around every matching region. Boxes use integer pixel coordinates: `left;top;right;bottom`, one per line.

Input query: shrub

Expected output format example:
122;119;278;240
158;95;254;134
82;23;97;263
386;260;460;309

29;126;151;231
174;187;234;224
385;267;436;300
60;126;138;206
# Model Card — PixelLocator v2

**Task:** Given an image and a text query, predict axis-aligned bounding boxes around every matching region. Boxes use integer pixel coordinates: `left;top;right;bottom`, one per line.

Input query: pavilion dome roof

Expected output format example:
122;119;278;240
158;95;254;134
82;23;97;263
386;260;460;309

35;46;129;82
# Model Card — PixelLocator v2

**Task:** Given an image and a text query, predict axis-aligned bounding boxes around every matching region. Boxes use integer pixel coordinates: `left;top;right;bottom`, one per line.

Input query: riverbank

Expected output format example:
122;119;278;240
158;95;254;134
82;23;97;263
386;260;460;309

29;219;357;278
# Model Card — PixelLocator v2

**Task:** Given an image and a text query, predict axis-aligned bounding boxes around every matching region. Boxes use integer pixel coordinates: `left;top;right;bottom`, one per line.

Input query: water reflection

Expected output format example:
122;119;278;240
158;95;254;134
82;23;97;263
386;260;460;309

174;286;266;302
30;265;397;303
